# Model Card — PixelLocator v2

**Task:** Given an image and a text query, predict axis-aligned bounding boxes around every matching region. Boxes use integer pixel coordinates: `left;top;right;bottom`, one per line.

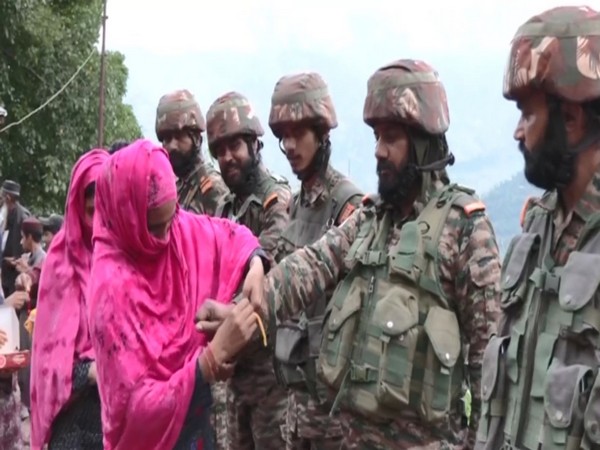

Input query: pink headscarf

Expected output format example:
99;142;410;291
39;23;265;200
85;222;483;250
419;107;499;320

88;139;259;450
30;149;109;449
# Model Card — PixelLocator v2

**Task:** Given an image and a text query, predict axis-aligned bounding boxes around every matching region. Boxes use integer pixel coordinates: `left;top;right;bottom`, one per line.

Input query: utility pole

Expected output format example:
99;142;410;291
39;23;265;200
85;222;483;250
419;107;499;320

97;0;108;148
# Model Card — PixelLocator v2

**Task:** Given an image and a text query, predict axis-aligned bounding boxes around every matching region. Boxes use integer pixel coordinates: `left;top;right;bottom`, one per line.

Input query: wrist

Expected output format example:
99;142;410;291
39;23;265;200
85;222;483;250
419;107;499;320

198;353;215;383
210;340;228;366
199;344;230;382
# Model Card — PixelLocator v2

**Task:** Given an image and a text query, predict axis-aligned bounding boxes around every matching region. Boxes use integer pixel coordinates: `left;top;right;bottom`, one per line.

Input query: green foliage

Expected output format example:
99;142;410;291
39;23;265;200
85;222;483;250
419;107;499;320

0;0;142;214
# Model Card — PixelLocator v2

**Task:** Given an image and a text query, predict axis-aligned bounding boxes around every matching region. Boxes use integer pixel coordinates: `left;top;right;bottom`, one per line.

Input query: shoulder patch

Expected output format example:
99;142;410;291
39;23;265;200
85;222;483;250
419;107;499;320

338;202;356;224
263;192;279;209
270;173;290;186
463;200;486;216
200;176;213;194
520;196;534;228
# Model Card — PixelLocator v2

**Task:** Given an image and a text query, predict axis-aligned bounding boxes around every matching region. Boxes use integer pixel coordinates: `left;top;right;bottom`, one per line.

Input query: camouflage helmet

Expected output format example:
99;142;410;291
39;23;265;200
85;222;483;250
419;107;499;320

206;92;264;153
268;72;337;138
504;6;600;103
363;60;449;135
155;89;206;140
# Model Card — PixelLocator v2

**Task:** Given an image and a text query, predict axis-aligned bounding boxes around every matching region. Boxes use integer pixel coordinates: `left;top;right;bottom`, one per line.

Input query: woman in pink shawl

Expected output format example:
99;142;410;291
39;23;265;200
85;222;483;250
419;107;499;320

30;149;109;450
88;139;265;450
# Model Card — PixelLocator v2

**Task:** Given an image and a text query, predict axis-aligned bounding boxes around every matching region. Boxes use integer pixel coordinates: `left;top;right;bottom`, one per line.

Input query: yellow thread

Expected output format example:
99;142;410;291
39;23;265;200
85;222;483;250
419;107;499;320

253;312;267;347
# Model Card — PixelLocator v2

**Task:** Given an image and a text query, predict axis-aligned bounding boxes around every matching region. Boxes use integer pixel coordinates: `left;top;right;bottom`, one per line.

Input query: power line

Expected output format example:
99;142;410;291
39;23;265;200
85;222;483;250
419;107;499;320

97;0;108;148
0;48;96;134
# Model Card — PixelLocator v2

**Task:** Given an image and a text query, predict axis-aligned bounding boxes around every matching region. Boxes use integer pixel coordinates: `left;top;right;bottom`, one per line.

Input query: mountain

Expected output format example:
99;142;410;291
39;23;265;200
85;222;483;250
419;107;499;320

483;171;543;254
121;47;524;196
120;46;538;255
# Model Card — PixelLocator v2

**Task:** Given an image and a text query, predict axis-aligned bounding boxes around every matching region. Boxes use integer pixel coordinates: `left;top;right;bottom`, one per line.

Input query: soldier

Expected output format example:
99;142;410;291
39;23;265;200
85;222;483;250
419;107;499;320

155;89;229;215
259;59;502;449
476;6;600;450
268;72;362;449
206;91;291;449
156;89;229;449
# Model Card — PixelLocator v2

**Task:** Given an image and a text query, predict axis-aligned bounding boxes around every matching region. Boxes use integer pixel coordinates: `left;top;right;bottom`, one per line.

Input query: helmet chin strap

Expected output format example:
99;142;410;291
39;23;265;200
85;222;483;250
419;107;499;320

568;127;600;155
408;131;455;173
417;153;455;172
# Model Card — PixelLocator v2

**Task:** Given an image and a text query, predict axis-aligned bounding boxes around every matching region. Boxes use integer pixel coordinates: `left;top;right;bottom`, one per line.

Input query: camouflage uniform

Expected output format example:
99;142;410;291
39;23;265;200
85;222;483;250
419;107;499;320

156;90;229;450
263;60;502;450
269;73;363;450
156;89;229;216
207;92;291;449
476;8;600;450
274;165;361;450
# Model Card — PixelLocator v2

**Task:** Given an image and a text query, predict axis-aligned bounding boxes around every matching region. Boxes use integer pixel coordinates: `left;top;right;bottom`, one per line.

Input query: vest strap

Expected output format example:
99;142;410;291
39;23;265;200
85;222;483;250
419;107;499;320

359;250;386;266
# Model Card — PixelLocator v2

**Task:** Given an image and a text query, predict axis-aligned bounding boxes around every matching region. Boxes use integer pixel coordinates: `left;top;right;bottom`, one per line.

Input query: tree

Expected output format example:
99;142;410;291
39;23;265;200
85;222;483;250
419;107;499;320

0;0;142;214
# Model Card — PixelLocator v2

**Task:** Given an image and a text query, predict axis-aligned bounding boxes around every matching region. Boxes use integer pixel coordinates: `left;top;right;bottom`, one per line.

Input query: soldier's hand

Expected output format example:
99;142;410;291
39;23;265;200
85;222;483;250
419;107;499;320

242;255;265;311
195;300;234;335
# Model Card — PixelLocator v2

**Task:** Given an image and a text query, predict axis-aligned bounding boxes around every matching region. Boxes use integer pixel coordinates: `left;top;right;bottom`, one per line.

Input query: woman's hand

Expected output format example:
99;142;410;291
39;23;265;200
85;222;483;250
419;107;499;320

195;300;233;336
199;299;257;382
212;299;257;363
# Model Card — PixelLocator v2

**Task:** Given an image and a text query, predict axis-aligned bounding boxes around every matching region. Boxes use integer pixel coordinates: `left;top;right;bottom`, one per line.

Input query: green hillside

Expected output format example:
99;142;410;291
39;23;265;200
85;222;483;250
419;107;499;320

483;171;542;254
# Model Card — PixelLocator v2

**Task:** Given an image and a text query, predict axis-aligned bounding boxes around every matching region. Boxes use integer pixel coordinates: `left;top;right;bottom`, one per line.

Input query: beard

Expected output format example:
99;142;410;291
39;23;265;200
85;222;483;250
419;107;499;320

377;160;421;206
169;148;199;178
222;156;260;195
519;113;575;191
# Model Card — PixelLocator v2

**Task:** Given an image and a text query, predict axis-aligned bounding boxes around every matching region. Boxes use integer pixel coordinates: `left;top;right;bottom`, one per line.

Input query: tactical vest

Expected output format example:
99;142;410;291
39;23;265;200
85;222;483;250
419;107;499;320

214;172;289;233
317;184;478;423
273;178;361;400
179;160;227;215
476;200;600;450
218;172;289;367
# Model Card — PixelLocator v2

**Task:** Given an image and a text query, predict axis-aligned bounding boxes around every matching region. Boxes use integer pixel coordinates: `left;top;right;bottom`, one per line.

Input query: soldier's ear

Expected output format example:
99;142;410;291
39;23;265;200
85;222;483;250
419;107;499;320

255;139;264;152
561;102;587;147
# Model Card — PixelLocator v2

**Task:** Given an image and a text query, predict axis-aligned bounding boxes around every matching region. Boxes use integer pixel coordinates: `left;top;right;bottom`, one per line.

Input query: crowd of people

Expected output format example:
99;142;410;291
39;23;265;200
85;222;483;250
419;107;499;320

0;5;599;450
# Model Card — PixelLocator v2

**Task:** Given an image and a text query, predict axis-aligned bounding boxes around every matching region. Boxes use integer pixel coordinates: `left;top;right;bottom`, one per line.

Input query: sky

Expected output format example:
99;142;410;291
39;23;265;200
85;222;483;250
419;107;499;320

100;0;592;193
106;1;587;55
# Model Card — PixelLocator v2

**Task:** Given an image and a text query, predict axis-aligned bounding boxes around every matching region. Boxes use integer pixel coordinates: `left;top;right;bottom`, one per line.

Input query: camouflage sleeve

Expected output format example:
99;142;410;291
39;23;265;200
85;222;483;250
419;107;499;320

263;208;362;322
447;210;502;448
187;200;203;215
200;171;230;217
258;186;292;265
